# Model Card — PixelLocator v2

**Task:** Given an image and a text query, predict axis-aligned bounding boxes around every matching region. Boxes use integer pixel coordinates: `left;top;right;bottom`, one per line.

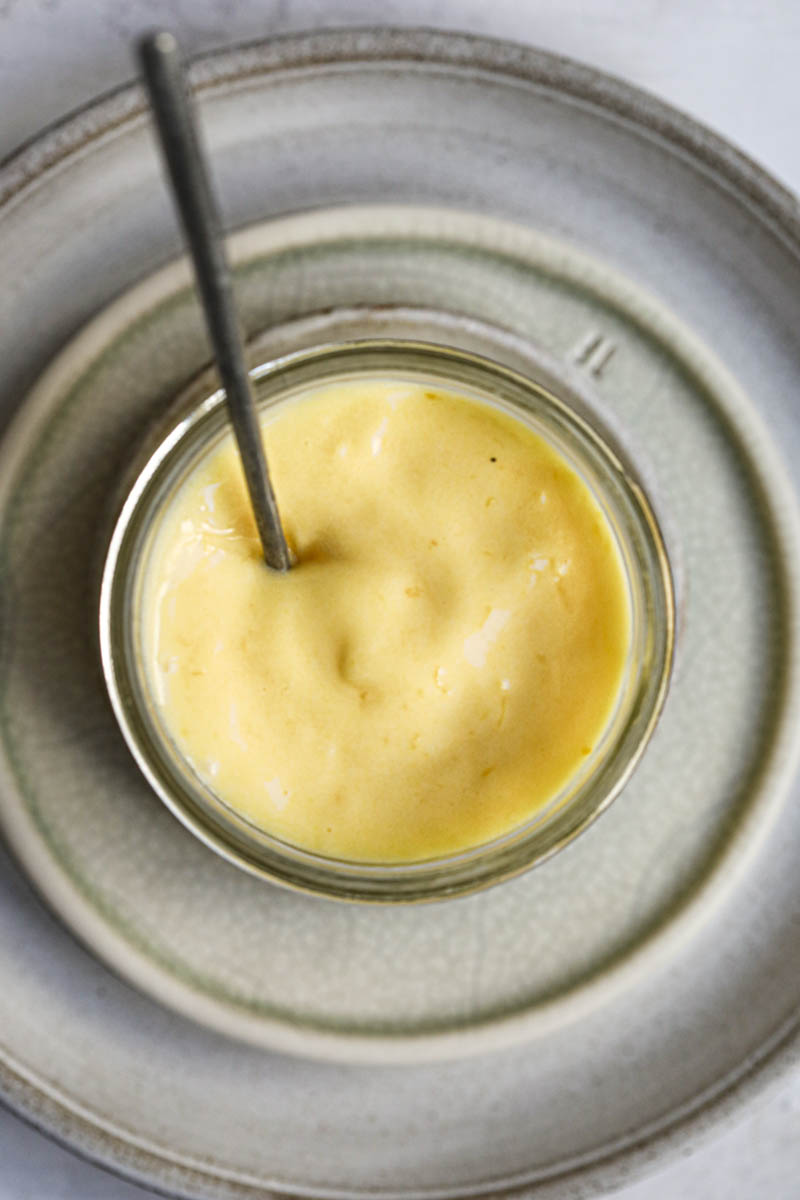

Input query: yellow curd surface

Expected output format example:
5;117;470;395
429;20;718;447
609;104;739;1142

143;380;631;862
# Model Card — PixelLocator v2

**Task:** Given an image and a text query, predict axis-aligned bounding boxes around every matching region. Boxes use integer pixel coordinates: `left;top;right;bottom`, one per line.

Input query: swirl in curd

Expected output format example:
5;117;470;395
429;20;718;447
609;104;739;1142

143;380;631;861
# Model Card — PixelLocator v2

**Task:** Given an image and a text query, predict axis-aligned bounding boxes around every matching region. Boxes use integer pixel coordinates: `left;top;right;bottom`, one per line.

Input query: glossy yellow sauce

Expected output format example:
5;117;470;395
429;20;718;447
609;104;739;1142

143;380;631;861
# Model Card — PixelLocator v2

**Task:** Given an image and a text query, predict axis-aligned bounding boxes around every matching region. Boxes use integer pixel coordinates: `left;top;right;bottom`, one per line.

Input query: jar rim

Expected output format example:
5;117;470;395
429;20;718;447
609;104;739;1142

99;338;675;902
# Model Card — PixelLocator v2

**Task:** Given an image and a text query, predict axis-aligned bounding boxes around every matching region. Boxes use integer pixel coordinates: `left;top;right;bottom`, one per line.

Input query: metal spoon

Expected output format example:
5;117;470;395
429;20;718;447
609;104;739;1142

138;30;293;572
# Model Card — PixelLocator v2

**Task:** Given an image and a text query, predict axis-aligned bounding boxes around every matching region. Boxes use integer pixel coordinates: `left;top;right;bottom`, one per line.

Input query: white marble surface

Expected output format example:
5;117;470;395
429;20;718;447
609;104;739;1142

0;1;799;1196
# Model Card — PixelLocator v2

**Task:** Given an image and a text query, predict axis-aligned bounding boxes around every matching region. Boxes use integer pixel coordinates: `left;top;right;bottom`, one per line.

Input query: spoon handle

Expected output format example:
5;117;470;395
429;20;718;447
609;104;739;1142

139;31;292;572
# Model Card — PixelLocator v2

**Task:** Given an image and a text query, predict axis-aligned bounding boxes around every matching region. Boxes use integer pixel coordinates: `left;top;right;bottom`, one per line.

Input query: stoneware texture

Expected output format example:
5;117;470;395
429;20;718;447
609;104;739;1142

1;25;800;1200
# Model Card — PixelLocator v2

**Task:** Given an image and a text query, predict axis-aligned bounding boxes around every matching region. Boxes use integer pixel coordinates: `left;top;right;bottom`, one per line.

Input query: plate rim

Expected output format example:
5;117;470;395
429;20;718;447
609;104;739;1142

2;24;800;239
2;24;800;1200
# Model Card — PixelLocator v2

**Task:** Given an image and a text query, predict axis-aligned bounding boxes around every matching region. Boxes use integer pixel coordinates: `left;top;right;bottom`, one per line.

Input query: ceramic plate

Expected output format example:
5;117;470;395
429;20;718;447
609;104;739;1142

1;27;800;1200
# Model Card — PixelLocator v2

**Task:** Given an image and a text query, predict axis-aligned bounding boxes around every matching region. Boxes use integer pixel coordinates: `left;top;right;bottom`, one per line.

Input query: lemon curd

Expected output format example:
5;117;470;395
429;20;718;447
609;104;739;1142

142;380;631;862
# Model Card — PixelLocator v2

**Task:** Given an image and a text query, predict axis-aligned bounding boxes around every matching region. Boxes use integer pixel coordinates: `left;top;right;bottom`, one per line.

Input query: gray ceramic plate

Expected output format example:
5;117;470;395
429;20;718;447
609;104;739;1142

2;27;800;1200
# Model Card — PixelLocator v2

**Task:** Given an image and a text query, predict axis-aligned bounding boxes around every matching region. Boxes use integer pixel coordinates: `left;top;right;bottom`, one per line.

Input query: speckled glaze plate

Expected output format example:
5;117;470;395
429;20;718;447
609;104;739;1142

2;27;800;1200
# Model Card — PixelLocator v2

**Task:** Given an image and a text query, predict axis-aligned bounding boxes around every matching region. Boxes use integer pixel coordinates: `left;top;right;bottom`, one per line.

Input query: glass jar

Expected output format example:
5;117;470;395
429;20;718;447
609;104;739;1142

99;341;674;902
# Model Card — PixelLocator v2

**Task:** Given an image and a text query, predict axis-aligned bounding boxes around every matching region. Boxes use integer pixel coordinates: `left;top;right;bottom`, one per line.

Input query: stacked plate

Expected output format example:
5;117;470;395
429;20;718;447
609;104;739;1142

0;29;799;1200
